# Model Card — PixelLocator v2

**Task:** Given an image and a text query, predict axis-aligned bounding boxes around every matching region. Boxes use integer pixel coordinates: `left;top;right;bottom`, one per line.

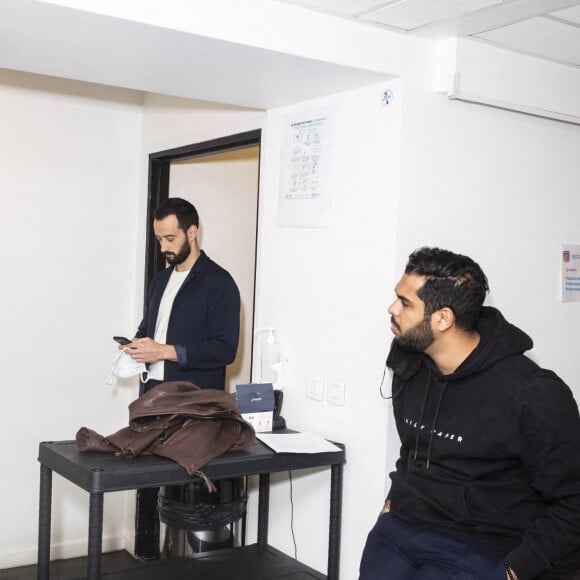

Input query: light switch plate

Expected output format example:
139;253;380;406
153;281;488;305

326;378;345;406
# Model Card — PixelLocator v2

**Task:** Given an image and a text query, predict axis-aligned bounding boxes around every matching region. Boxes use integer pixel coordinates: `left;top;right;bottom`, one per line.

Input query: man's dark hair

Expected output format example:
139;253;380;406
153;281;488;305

154;197;199;232
405;247;489;331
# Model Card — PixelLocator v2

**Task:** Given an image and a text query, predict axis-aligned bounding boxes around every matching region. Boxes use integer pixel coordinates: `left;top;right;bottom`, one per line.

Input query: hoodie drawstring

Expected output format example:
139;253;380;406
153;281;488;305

411;371;449;470
413;373;431;462
426;381;448;469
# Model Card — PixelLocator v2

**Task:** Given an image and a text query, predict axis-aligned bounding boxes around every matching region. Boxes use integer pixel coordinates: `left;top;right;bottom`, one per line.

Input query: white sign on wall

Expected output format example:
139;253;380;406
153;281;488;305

561;244;580;302
277;108;335;228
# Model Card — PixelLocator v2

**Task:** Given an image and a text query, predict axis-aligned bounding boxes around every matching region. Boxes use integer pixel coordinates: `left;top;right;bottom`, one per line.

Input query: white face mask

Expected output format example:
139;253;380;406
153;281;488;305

107;349;149;385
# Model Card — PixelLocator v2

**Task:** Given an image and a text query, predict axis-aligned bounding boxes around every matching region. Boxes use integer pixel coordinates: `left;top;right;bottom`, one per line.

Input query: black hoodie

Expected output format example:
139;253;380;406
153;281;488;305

387;307;580;579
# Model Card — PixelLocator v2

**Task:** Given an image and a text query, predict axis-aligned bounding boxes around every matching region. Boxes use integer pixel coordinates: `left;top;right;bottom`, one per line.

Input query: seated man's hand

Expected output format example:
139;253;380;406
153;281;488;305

381;499;391;514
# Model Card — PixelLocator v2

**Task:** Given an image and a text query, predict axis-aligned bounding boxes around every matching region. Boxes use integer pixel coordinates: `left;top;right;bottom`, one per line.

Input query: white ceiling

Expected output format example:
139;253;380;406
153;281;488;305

0;0;391;109
278;0;580;68
0;0;579;110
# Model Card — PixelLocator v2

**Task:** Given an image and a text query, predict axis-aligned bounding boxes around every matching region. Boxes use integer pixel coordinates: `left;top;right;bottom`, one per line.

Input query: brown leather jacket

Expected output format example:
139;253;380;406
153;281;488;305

76;381;255;479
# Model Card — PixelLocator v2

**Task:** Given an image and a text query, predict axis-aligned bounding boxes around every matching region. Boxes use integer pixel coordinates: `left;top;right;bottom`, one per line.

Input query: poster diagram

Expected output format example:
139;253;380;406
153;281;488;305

278;108;335;228
561;244;580;302
287;116;325;200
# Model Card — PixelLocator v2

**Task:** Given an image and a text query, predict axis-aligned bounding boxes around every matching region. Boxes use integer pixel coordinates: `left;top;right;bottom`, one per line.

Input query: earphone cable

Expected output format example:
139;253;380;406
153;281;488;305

379;362;392;399
288;470;297;559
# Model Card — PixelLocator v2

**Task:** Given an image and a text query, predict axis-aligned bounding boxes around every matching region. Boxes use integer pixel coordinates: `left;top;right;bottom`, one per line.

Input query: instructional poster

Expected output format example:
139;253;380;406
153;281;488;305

278;108;335;228
561;244;580;302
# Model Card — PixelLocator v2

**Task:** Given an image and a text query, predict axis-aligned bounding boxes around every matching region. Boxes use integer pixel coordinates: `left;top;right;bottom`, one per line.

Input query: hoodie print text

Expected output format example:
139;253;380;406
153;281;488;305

403;417;464;443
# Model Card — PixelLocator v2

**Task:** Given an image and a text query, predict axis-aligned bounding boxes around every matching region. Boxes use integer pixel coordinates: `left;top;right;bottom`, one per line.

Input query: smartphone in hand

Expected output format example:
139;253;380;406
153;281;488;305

113;336;131;345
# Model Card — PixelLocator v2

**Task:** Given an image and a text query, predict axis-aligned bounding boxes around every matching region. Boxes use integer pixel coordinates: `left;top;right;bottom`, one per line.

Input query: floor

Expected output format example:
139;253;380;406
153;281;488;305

0;551;142;580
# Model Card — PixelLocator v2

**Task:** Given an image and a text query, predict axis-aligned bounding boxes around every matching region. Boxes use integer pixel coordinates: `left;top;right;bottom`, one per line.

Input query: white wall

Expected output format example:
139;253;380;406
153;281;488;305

396;42;580;397
0;70;143;566
247;80;401;578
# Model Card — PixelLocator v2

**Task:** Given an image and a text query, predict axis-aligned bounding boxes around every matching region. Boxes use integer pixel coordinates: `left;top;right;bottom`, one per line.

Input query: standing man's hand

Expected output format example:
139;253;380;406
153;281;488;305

126;337;177;364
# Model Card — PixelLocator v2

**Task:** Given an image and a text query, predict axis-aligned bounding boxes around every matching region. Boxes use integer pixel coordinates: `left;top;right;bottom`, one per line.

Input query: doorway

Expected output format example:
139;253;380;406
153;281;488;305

145;130;261;390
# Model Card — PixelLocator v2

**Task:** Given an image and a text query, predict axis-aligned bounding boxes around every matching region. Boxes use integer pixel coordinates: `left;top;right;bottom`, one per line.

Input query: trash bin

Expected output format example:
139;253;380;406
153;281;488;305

158;477;246;557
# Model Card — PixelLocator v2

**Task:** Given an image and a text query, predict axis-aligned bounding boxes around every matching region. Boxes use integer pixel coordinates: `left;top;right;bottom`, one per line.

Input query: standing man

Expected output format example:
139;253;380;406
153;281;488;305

359;247;580;580
127;197;240;392
126;197;240;559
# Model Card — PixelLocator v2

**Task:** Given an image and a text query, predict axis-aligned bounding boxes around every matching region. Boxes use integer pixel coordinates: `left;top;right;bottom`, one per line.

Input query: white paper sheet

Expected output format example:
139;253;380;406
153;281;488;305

257;432;341;454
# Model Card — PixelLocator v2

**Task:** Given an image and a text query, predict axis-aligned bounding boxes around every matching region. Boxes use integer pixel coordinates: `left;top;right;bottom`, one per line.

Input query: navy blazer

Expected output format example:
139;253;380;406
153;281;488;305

136;251;240;390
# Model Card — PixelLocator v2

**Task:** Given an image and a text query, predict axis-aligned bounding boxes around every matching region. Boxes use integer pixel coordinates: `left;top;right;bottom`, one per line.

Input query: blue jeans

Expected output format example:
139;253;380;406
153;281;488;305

359;513;508;579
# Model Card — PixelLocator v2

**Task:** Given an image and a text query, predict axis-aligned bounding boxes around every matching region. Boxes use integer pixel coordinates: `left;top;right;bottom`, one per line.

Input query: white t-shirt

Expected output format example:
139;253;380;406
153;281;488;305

148;268;190;380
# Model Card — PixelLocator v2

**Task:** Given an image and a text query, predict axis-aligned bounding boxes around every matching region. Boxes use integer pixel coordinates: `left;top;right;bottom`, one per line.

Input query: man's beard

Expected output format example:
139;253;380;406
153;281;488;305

163;239;191;266
394;314;435;352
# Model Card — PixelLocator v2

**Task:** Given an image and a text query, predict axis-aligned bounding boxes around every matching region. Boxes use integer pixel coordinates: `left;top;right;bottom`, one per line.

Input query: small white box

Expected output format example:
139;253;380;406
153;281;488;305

241;411;273;433
236;383;275;433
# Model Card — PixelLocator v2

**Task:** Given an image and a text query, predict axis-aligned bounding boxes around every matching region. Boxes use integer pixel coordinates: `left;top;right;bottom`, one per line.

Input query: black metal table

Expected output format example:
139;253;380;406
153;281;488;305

37;437;345;580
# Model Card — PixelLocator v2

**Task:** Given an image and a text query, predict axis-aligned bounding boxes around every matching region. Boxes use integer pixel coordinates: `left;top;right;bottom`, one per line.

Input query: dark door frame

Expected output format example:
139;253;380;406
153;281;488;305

145;129;262;289
138;129;262;557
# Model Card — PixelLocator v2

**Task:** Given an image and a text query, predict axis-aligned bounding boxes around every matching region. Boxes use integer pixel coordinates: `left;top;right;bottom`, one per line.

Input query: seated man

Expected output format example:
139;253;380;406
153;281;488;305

360;247;580;580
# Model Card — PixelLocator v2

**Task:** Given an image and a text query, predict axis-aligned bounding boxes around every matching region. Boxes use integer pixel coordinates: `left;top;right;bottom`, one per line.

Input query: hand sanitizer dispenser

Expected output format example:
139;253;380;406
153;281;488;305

251;327;286;430
261;328;281;385
255;328;281;386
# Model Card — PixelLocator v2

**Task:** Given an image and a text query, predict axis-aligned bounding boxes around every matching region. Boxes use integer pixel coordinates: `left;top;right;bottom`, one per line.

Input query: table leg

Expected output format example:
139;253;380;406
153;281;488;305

37;464;52;580
87;491;104;580
328;463;343;580
257;473;270;547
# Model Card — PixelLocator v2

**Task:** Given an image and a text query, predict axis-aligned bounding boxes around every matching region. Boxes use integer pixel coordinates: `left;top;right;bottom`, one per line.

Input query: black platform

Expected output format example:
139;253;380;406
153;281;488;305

37;436;345;580
91;546;324;580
